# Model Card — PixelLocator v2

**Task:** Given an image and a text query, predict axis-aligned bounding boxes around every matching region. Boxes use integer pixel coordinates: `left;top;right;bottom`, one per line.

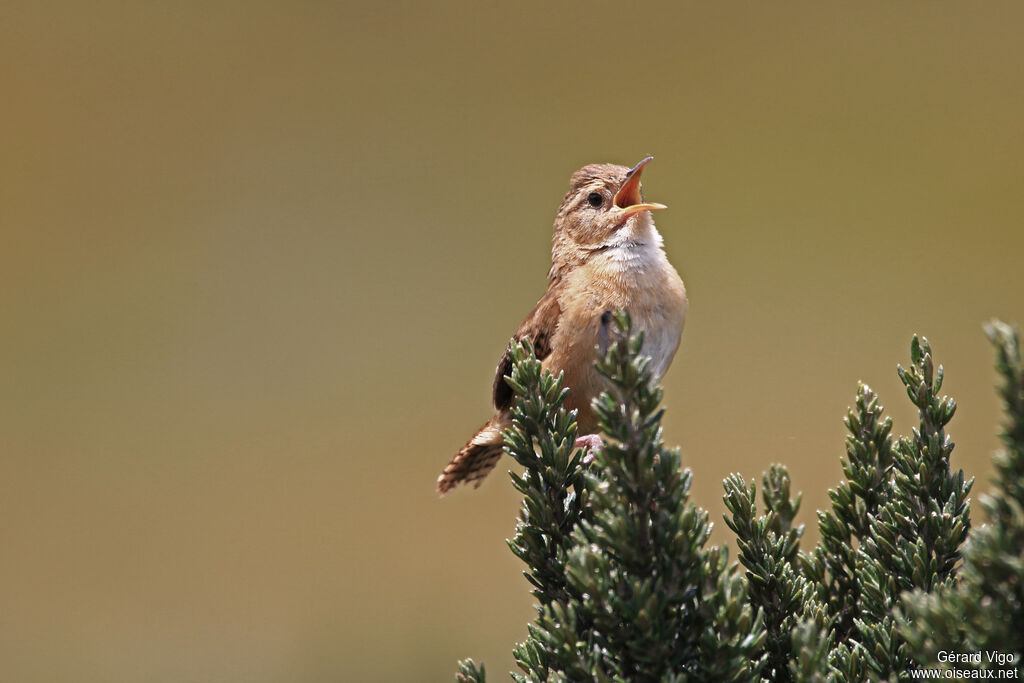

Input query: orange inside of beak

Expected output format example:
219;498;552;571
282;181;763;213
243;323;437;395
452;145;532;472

613;157;666;216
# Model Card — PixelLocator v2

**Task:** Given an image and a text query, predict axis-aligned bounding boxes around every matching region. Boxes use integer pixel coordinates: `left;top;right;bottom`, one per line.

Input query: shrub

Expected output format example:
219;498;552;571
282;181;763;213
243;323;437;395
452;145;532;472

455;317;1023;682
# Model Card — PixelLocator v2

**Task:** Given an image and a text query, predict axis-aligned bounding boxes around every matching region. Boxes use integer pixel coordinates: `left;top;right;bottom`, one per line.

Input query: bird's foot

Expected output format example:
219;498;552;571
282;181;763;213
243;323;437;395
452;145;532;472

574;434;604;465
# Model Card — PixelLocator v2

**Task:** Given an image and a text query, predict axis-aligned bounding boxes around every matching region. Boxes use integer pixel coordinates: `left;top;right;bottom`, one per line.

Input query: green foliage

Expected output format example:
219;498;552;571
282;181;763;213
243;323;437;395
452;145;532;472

805;383;894;646
463;312;765;681
557;312;764;682
898;321;1024;674
723;466;820;682
454;319;1024;682
456;659;487;683
839;336;973;679
502;338;589;609
983;321;1024;526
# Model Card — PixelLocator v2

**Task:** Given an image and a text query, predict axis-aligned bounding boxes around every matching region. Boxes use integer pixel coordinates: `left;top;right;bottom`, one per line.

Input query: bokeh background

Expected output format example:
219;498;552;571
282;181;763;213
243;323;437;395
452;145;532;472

3;2;1023;681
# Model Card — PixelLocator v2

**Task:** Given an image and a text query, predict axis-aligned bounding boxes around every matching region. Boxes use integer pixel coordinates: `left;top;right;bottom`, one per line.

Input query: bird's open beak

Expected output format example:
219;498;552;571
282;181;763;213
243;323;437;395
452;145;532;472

613;156;667;218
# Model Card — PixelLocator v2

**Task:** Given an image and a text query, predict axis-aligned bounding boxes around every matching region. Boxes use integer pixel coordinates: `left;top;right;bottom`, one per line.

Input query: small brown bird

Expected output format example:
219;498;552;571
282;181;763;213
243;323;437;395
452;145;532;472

437;157;688;496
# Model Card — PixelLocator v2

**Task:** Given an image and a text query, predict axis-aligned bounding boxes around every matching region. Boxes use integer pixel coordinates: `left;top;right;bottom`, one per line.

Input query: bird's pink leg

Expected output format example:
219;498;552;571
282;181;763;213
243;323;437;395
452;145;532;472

574;434;604;465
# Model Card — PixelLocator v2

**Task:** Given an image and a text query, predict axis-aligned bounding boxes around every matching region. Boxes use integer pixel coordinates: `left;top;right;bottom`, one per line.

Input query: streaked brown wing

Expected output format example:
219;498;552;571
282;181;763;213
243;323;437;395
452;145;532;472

492;287;562;411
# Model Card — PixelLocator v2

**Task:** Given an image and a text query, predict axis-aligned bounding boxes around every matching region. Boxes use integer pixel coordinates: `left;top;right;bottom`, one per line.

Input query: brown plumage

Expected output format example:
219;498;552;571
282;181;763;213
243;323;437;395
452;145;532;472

437;157;688;496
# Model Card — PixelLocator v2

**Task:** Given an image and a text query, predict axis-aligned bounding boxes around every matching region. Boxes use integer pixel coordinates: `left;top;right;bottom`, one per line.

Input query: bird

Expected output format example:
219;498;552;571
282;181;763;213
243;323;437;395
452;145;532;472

437;157;688;496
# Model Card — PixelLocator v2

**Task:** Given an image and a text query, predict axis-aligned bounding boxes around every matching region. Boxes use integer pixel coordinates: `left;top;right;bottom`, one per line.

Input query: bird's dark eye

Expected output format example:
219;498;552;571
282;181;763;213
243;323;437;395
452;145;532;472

587;192;603;208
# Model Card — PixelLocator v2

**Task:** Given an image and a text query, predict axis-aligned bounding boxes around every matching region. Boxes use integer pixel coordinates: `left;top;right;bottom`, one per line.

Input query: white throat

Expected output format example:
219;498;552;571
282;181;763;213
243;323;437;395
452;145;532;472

596;224;666;271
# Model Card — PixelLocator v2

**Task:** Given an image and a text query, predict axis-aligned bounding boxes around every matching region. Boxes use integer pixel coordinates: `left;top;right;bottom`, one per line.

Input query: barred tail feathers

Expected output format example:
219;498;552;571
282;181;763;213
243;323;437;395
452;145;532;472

437;418;507;496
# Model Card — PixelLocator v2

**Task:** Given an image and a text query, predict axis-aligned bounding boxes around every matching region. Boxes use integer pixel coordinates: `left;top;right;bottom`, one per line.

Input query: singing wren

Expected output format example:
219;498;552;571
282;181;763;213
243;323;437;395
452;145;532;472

437;157;687;496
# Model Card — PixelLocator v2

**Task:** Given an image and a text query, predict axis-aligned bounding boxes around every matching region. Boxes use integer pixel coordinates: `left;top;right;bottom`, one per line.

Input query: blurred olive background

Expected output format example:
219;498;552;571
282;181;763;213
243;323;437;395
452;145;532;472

2;2;1022;681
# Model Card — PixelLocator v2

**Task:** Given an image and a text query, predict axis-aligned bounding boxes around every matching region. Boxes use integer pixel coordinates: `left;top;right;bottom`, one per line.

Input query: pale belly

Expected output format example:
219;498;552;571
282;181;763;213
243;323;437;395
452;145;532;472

633;307;686;382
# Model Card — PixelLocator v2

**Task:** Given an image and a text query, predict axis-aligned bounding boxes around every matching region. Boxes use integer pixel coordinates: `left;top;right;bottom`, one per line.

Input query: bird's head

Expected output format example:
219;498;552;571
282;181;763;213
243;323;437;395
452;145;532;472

550;157;667;275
